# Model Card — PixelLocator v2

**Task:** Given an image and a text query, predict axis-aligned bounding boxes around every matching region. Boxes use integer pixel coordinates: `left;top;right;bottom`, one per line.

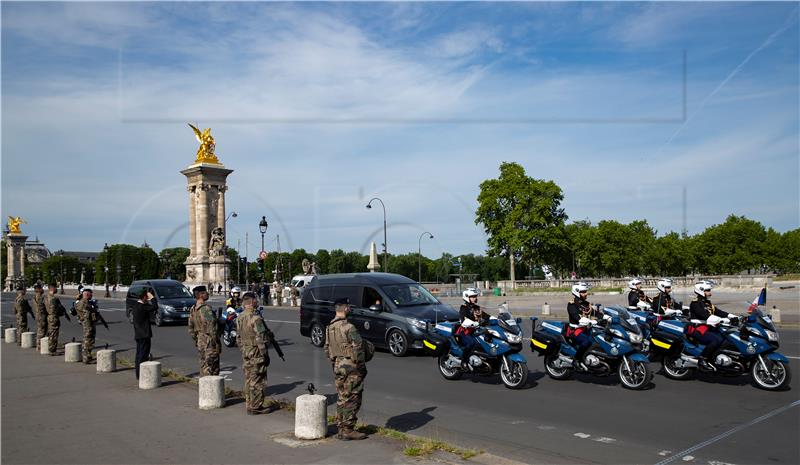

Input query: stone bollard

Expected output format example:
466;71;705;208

542;303;551;316
294;394;327;440
40;338;50;355
64;342;82;362
771;306;782;324
4;328;17;344
96;350;117;373
21;332;36;348
198;375;225;409
139;361;162;389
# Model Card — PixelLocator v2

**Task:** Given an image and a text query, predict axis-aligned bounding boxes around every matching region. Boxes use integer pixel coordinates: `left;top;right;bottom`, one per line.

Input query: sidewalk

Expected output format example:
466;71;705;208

1;344;457;465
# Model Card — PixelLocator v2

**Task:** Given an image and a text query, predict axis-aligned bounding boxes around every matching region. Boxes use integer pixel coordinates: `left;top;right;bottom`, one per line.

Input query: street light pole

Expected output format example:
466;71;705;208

366;197;388;272
103;243;110;297
259;216;269;282
58;250;65;294
418;231;434;283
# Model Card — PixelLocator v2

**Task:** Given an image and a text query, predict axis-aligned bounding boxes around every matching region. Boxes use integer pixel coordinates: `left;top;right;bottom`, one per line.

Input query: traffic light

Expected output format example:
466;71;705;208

257;257;264;272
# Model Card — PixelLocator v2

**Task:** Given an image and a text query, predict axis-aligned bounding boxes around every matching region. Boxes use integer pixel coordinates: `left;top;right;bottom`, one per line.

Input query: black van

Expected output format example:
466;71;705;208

299;273;459;357
126;279;195;326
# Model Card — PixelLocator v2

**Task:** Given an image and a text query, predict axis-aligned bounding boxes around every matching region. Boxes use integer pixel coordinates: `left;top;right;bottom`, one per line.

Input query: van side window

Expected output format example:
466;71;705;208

128;285;143;299
331;285;362;307
304;286;334;305
362;287;382;309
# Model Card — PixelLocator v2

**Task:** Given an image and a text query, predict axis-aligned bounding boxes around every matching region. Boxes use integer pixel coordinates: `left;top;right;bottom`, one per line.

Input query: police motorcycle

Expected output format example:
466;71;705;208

625;301;686;358
529;305;653;390
423;305;529;389
220;305;241;347
650;306;791;390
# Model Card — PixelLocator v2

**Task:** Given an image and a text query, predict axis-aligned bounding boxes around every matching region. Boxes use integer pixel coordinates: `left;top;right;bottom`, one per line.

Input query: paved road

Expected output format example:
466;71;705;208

2;293;798;464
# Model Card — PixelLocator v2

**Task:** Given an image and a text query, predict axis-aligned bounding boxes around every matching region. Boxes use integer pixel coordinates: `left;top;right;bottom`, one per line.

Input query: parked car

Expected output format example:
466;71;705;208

126;279;194;326
299;273;459;356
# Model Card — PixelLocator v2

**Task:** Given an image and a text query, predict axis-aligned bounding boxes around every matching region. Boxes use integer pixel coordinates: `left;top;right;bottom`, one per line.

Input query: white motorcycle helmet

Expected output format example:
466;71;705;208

571;282;590;299
230;286;241;297
462;288;479;303
628;278;643;290
694;280;713;297
657;278;673;293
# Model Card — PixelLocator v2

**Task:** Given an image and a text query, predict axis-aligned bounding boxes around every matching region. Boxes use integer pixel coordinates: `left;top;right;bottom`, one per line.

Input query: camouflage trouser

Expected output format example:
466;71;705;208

47;317;60;354
242;351;267;410
333;358;366;429
82;322;96;363
197;338;221;376
36;313;48;350
16;311;29;345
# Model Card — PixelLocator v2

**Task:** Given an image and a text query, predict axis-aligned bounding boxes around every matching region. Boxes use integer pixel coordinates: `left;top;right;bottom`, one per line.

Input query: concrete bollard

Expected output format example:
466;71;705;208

96;350;117;373
4;328;17;344
294;394;328;440
21;332;36;348
40;338;50;355
542;303;551;316
139;361;162;389
64;342;82;362
771;306;782;324
198;375;225;409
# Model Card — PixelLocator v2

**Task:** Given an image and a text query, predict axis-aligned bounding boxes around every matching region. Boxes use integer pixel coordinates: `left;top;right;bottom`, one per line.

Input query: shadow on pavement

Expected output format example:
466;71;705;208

385;406;437;432
266;380;304;396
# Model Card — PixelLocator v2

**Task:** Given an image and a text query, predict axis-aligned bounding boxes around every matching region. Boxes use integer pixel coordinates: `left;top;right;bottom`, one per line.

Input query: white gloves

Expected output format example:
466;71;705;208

664;309;683;317
578;317;596;327
461;318;479;328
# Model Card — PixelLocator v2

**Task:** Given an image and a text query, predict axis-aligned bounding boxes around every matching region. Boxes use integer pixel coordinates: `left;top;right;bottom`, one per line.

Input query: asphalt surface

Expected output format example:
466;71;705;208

2;292;799;464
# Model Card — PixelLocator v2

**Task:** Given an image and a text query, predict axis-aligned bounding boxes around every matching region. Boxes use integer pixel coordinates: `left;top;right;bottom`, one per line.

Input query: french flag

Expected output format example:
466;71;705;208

747;288;767;313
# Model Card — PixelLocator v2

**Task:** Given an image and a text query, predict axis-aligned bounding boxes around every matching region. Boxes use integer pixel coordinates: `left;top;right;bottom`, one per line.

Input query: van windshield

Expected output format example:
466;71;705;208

381;284;439;307
155;285;193;299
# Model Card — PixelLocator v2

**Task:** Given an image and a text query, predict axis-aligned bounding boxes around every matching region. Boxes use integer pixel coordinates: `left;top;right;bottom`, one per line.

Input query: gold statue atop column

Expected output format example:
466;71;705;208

7;216;26;234
188;123;222;165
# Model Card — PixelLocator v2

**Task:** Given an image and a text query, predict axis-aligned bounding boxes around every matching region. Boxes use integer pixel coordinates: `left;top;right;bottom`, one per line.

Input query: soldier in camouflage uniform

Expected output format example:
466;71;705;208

14;286;35;346
74;288;98;364
236;292;273;414
32;283;48;351
324;298;368;440
45;283;69;355
188;286;221;376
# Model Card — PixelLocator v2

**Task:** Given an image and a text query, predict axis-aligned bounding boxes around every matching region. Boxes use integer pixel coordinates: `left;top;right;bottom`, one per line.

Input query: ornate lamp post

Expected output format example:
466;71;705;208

259;216;268;281
418;231;434;283
57;249;65;294
103;243;110;297
366;197;388;272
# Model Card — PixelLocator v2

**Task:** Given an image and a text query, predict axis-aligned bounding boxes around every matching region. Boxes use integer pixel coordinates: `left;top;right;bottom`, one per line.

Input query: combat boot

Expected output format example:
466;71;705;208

336;428;367;440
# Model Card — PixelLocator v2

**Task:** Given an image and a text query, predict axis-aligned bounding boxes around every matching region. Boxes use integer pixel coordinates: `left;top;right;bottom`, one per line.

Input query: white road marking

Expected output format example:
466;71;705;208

537;425;557;431
593;437;616;444
219;370;233;381
266;320;299;324
573;433;591;439
659;451;673;456
682;456;694;462
510;420;526;425
654;400;800;465
785;355;800;359
708;461;737;465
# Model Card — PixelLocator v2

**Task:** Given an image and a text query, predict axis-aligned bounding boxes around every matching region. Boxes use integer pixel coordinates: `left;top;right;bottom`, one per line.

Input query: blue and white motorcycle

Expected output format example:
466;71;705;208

652;307;791;390
424;307;529;389
529;306;653;390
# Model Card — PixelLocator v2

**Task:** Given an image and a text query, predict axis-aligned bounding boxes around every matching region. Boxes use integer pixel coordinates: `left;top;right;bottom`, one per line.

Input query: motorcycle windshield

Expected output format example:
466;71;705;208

496;308;521;335
752;308;776;332
614;307;642;335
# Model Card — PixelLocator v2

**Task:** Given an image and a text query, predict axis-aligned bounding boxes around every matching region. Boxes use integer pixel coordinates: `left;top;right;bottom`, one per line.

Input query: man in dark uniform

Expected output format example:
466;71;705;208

688;281;733;371
188;285;221;376
455;288;490;370
566;282;603;369
651;278;681;315
324;298;367;440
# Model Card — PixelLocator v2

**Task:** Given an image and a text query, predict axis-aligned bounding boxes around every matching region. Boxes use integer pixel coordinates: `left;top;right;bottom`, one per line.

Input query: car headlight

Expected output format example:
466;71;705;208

407;318;427;330
160;304;175;313
629;333;643;343
766;330;779;342
506;333;522;343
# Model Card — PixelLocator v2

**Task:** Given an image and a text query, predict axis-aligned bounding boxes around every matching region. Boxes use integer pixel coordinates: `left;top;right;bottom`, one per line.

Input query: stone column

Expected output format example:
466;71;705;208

188;185;197;255
5;233;27;290
198;183;209;257
217;186;227;233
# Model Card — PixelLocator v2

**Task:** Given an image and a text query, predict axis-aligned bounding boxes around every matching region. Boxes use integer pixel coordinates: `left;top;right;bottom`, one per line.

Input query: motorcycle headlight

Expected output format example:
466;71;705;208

610;328;625;339
629;333;643;343
765;330;779;342
487;329;502;339
407;318;428;330
506;333;522;343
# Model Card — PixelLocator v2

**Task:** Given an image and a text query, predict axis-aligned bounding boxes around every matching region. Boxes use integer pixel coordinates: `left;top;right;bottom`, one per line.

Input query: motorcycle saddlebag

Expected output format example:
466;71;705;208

649;330;683;356
422;332;450;357
530;331;560;356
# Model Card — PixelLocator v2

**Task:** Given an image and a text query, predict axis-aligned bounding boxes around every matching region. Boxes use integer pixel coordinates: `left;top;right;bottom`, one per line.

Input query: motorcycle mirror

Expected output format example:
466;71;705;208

515;317;522;324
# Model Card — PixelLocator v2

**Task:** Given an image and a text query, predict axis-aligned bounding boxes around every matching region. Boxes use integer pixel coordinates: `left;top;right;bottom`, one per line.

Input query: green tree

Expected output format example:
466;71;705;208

159;247;190;281
475;162;567;283
692;215;767;274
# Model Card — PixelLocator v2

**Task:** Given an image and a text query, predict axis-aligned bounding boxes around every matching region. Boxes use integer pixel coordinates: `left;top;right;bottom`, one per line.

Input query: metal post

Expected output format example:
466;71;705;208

104;243;110;297
366;198;388;272
418;231;433;283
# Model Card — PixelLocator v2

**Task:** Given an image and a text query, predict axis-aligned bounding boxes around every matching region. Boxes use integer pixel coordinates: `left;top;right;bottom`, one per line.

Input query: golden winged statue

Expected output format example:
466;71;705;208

7;216;26;234
188;123;221;164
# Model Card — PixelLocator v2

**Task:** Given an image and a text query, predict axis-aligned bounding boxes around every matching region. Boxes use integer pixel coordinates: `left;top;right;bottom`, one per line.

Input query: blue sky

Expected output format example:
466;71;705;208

2;1;798;260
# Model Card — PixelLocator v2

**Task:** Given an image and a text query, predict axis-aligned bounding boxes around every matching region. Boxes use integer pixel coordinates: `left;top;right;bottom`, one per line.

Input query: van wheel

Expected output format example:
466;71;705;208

310;323;325;347
387;330;408;357
154;311;164;327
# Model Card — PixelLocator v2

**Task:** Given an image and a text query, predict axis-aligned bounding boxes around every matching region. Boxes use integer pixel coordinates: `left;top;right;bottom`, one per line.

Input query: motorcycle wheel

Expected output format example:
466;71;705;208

500;360;528;389
544;353;573;380
438;353;463;380
618;358;653;390
751;358;792;391
662;356;696;380
222;331;236;348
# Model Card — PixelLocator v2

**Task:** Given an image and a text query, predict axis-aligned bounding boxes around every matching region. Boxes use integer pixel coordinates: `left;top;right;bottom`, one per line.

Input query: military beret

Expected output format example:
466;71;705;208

242;291;257;300
333;297;350;306
82;288;93;293
192;285;207;294
34;283;43;289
